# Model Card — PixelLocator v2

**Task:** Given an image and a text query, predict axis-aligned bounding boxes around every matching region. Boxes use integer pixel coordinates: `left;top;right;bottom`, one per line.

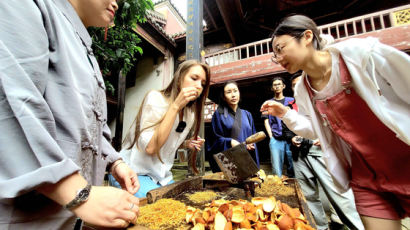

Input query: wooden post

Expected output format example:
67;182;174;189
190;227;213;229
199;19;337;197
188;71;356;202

113;70;126;151
186;0;203;60
186;0;205;176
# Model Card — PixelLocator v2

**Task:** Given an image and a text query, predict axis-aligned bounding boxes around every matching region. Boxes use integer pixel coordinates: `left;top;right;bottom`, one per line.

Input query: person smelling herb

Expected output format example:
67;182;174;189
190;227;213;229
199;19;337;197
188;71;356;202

110;60;210;198
261;14;410;230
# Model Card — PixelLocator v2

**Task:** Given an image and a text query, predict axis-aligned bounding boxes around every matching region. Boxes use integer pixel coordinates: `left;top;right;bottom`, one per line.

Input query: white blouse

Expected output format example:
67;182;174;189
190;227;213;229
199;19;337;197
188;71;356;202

121;90;195;185
308;51;343;100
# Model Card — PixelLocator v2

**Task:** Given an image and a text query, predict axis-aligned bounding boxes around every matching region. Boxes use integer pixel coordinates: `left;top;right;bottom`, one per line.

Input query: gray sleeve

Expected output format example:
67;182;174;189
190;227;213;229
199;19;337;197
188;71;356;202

0;1;79;199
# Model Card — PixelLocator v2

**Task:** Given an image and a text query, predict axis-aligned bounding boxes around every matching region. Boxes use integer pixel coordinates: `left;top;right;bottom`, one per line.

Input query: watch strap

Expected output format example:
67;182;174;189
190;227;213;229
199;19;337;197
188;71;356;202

64;183;92;210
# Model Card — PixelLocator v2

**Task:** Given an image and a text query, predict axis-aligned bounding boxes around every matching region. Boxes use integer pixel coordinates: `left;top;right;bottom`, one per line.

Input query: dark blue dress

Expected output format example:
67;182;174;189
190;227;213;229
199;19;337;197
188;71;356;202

207;106;260;172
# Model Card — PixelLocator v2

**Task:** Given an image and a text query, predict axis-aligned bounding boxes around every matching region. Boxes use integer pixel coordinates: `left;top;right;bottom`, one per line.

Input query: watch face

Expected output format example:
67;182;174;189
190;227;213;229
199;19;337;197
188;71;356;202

78;188;90;201
64;184;91;209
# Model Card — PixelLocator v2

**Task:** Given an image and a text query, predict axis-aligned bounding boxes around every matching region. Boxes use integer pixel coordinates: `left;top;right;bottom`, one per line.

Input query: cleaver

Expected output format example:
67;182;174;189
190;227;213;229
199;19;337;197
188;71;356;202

213;131;266;184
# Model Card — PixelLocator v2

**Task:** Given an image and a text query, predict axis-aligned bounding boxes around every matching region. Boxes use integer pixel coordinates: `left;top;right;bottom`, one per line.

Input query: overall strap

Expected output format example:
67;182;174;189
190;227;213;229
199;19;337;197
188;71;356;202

303;54;353;99
339;55;352;87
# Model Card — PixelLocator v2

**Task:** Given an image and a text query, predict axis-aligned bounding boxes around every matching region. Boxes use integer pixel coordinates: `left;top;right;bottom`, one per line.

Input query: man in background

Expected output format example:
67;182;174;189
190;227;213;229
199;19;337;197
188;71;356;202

262;77;294;178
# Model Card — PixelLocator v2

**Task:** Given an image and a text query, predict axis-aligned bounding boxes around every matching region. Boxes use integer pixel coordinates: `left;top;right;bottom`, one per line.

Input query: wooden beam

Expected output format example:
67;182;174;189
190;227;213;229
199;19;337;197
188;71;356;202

204;0;218;29
247;21;275;32
133;25;167;55
204;27;224;35
215;0;237;46
234;0;244;20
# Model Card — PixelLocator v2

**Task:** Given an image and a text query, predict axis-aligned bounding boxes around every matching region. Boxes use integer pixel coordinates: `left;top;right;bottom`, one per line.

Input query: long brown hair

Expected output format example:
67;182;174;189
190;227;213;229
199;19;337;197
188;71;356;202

128;60;211;170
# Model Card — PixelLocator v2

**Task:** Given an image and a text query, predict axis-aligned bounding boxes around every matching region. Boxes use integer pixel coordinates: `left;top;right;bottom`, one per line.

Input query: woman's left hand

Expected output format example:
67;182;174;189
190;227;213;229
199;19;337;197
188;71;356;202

111;160;140;195
186;136;205;151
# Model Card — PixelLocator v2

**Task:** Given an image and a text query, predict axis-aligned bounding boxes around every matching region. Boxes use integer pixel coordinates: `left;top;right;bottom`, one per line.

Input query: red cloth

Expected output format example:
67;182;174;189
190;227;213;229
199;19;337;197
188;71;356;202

304;55;410;219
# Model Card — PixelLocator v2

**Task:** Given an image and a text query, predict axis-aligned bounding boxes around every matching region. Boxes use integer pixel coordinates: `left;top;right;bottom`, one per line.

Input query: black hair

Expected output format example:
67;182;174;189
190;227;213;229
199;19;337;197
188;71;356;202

219;81;239;108
290;71;303;81
271;15;322;50
272;76;285;85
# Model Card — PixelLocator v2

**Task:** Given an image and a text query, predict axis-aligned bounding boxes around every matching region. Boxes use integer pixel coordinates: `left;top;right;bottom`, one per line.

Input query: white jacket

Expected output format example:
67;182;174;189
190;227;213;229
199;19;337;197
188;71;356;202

282;37;410;192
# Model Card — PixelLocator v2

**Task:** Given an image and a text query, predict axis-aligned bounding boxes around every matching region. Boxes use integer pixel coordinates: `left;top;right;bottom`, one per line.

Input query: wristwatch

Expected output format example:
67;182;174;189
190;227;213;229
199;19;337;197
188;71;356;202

64;183;92;210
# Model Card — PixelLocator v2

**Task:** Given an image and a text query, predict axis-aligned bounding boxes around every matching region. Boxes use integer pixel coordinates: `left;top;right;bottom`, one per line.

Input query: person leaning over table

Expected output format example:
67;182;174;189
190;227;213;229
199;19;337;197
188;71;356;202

288;73;363;230
0;0;141;229
261;14;410;230
109;60;211;198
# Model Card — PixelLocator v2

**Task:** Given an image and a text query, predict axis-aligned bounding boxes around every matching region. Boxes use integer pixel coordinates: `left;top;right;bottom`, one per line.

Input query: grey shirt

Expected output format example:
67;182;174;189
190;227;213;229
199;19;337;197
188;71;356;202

0;0;121;228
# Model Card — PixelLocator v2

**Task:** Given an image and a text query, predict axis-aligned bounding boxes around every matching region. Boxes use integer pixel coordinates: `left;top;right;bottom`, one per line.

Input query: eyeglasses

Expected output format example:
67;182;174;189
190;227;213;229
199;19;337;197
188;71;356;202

271;31;306;64
270;36;297;64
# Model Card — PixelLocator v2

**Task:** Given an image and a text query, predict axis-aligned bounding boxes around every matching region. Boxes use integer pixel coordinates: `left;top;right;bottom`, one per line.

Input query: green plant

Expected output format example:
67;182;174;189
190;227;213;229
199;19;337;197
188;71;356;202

88;0;154;95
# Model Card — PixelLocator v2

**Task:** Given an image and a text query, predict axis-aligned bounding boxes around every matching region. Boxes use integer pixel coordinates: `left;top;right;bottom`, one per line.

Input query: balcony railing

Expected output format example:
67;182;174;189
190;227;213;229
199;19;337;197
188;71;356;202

204;4;410;67
204;39;273;67
318;4;409;39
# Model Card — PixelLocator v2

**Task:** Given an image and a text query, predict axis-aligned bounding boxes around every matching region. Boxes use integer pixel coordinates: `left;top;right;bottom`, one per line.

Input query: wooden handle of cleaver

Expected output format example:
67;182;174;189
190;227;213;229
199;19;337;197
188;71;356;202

244;131;266;144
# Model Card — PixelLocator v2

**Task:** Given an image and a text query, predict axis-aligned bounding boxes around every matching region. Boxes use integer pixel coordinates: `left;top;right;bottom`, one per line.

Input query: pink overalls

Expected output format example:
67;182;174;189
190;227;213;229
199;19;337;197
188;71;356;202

304;55;410;219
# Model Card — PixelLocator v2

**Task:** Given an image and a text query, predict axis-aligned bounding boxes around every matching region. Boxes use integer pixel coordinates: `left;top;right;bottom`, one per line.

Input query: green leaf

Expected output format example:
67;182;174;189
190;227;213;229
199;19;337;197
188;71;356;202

88;0;153;92
115;49;123;58
123;2;130;9
136;46;143;55
105;80;115;95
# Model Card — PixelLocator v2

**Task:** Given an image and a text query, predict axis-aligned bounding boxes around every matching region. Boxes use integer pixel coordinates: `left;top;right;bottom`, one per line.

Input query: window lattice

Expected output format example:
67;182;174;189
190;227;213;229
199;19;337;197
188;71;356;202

393;9;410;26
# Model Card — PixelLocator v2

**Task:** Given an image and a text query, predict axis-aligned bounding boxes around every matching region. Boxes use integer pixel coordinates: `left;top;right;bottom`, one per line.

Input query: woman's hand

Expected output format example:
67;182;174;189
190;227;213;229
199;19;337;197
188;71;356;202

173;86;200;110
111;160;140;195
313;139;321;146
72;186;140;228
37;172;139;228
246;143;255;150
186;136;205;151
260;100;289;118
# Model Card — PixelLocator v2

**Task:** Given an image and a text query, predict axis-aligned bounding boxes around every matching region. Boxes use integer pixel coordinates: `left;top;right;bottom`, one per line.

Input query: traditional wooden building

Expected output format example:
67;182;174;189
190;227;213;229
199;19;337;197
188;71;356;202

111;0;409;162
109;0;186;147
173;1;410;161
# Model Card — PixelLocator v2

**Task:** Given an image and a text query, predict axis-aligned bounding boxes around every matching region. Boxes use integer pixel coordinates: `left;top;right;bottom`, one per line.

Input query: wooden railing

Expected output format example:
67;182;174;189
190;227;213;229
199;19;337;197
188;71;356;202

204;4;410;67
318;4;409;39
204;39;272;66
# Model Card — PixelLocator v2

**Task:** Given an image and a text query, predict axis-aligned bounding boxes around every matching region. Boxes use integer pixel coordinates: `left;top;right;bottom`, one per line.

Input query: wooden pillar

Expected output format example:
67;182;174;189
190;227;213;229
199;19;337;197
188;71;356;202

186;0;205;175
113;71;126;151
186;0;203;60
